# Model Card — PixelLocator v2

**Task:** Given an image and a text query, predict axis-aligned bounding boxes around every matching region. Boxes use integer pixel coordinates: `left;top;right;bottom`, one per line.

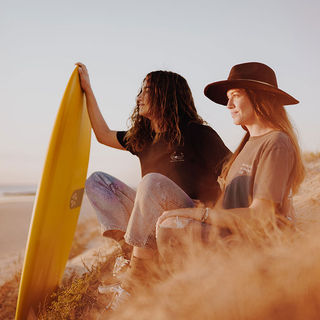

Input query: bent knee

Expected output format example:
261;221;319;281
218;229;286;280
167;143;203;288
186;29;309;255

85;171;102;190
85;171;112;193
142;172;168;184
138;172;170;192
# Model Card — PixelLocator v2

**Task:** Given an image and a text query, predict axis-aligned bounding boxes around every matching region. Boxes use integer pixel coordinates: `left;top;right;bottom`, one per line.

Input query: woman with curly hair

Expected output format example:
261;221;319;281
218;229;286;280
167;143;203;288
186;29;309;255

157;62;305;260
76;63;230;287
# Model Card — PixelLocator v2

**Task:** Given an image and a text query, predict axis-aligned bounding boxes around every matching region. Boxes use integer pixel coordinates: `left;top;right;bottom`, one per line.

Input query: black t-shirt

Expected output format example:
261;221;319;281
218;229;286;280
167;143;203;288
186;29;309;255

117;123;230;204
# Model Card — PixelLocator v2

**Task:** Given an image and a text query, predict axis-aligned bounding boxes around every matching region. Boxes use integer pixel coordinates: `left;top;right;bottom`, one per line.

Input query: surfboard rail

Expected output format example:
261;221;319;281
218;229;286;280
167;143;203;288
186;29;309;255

15;67;91;320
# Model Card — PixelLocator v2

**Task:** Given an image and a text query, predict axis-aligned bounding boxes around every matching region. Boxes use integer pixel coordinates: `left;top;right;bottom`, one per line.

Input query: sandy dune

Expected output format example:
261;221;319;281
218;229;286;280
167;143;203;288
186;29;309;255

0;195;98;286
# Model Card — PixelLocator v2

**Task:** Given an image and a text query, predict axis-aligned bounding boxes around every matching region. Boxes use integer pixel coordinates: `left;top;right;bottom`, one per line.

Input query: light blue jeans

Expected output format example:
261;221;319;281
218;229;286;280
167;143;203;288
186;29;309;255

85;172;195;249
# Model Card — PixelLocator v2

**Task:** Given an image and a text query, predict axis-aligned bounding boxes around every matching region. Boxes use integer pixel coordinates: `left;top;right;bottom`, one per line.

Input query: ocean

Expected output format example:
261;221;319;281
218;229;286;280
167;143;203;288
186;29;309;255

0;185;37;197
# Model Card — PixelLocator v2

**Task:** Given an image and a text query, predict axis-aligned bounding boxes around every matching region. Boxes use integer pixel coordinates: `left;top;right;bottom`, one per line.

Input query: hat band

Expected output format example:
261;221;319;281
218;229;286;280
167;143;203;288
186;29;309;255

227;78;278;89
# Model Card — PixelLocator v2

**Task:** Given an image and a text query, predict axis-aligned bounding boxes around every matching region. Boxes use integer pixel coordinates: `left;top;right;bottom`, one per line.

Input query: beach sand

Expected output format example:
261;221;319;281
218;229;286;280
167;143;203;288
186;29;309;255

0;194;99;286
0;196;34;256
0;196;34;286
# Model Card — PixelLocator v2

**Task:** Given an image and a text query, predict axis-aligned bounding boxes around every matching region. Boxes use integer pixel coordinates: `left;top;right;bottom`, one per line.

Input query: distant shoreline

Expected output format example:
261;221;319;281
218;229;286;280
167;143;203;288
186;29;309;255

0;185;37;198
2;192;36;197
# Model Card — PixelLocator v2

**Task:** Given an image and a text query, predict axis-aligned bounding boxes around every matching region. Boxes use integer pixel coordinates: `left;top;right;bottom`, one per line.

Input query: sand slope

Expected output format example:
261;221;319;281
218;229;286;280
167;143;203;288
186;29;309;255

0;194;99;286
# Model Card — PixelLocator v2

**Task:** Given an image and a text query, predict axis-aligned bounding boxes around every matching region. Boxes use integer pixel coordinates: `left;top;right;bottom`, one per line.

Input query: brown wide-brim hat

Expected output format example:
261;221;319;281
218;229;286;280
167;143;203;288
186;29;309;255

204;62;299;106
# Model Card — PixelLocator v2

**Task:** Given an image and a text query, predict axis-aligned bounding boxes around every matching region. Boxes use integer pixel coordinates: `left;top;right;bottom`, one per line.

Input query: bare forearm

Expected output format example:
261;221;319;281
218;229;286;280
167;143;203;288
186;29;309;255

76;62;125;150
158;199;275;226
85;89;110;139
207;206;252;224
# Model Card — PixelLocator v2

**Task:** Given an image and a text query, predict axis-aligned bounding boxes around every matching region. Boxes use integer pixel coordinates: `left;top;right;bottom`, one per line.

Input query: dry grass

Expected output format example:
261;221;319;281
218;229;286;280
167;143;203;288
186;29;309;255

38;250;119;320
303;151;320;163
0;216;101;320
106;156;320;320
69;217;100;259
0;271;21;320
2;155;320;319
108;222;320;320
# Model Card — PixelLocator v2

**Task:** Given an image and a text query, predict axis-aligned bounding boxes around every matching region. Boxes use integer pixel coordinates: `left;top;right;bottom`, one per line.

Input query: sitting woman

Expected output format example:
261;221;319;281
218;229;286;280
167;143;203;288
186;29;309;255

156;62;305;262
76;63;230;288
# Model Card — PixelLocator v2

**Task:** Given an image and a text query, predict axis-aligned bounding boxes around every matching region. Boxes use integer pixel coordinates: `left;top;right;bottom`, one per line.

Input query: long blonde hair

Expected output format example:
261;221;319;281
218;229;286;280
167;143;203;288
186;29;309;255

220;89;305;195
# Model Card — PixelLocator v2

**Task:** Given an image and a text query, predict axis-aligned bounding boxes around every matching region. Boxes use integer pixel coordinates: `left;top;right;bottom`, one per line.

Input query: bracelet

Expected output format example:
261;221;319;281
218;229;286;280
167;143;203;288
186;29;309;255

201;207;209;223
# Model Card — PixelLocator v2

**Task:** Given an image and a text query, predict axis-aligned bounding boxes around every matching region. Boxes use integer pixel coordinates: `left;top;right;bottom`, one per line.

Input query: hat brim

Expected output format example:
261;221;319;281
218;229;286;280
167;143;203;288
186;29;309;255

204;79;299;106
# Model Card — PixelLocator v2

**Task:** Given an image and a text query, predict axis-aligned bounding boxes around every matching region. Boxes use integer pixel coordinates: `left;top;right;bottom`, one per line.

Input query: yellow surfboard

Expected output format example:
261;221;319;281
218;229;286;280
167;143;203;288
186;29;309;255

15;67;91;320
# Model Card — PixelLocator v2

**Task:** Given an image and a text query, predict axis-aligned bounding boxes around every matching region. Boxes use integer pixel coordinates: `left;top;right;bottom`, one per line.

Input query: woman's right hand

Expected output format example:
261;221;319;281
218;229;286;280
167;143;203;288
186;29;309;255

75;62;92;93
74;62;126;150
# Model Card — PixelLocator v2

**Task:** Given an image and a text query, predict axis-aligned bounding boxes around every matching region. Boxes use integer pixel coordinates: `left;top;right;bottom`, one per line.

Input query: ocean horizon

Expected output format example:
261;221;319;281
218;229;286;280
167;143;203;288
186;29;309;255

0;184;37;197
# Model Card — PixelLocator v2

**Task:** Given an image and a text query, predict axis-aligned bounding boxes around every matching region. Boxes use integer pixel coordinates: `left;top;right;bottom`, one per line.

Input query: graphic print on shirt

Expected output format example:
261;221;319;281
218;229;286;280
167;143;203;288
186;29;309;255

239;163;252;175
116;123;231;203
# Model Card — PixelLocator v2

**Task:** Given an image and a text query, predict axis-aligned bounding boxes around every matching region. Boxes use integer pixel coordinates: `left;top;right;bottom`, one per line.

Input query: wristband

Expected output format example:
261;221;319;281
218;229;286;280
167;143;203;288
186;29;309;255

201;207;209;223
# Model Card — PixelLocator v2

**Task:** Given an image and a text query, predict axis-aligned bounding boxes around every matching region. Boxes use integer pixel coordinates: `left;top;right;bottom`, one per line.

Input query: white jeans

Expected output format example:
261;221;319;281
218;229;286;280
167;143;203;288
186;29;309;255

85;172;195;249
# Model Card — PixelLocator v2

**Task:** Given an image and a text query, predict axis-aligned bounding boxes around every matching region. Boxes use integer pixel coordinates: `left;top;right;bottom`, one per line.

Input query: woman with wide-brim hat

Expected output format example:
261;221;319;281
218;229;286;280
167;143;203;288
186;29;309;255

156;62;305;261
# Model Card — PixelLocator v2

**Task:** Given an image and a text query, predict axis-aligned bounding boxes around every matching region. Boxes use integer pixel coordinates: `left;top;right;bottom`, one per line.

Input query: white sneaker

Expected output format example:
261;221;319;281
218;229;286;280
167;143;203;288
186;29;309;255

113;256;130;277
105;284;131;311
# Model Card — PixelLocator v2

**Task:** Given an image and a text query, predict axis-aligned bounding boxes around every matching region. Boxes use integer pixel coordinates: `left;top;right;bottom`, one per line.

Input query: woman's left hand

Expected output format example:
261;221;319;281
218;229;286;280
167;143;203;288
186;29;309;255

158;207;210;225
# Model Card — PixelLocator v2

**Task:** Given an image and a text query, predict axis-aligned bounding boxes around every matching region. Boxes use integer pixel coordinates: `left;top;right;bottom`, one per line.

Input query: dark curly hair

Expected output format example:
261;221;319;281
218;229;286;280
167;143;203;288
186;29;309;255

124;71;204;152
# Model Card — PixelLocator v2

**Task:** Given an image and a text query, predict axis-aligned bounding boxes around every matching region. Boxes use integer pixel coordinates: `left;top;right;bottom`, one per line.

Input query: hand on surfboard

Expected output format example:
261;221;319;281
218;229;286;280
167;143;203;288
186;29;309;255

76;62;92;93
74;62;125;150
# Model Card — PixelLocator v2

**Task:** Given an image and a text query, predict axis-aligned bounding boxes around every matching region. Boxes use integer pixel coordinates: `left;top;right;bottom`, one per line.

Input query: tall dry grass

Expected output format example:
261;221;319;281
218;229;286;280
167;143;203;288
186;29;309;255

303;152;320;163
37;250;120;320
109;221;320;320
0;271;20;320
1;153;319;319
107;155;320;320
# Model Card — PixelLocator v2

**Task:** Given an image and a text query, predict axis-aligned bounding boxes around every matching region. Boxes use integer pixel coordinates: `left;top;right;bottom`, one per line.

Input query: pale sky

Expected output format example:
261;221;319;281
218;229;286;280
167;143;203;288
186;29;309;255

1;0;319;187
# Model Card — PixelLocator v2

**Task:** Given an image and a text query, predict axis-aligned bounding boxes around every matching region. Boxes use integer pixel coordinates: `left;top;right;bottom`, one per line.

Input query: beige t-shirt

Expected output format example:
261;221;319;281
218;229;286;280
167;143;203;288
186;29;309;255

222;131;295;217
